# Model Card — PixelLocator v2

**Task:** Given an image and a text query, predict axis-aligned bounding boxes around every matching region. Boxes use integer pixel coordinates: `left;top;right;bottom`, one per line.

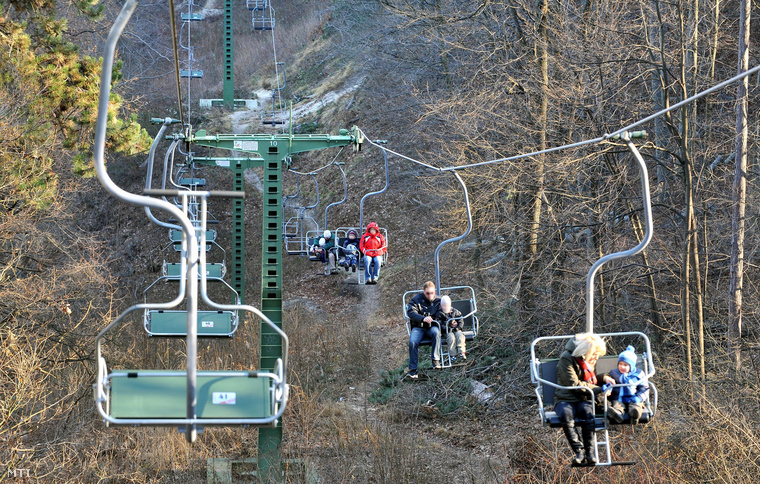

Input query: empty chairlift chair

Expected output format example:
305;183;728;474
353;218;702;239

146;224;237;337
95;306;287;428
97;195;288;427
252;6;275;31
93;2;287;441
283;173;320;255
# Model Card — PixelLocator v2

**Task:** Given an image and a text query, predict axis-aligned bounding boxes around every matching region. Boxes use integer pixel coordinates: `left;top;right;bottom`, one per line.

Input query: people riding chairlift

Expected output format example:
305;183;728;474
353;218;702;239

338;229;360;272
554;332;615;466
310;230;337;274
406;281;442;379
359;222;385;284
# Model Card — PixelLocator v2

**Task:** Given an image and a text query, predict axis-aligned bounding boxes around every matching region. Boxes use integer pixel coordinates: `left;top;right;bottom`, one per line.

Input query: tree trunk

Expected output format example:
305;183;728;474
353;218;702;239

528;0;549;257
729;0;751;372
710;0;721;79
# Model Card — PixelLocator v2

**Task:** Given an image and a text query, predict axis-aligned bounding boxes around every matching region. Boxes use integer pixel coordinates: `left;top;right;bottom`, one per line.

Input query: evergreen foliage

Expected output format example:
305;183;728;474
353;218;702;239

0;2;149;211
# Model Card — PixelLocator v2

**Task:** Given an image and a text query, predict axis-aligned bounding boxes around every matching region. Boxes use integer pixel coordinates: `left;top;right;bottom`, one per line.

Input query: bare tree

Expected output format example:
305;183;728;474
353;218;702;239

728;0;751;372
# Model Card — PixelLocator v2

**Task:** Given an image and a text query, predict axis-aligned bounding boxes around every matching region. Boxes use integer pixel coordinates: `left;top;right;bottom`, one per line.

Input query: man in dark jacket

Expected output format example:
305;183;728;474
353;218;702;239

406;281;442;378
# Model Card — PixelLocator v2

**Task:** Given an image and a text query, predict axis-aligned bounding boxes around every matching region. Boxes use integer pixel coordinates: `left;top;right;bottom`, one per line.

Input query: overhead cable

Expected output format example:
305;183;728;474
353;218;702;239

356;63;760;173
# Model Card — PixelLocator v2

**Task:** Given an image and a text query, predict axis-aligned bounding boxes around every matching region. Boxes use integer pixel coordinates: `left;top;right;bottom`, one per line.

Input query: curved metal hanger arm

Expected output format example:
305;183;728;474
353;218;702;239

434;171;472;291
324;163;347;229
586;132;653;333
359;147;389;230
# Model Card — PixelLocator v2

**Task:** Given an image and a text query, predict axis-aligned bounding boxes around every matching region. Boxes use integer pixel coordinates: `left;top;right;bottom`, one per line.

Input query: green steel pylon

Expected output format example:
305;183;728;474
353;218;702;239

190;126;363;480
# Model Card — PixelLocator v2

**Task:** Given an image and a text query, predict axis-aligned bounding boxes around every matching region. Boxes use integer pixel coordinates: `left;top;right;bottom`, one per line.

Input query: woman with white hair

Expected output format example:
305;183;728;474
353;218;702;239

554;332;615;466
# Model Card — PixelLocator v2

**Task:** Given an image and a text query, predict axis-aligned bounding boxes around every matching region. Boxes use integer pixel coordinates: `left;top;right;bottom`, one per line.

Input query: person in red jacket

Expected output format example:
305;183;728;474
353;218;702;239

359;221;386;284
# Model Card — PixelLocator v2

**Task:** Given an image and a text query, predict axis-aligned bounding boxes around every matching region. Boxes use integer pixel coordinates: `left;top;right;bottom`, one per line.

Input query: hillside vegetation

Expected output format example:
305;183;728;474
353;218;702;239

3;0;760;482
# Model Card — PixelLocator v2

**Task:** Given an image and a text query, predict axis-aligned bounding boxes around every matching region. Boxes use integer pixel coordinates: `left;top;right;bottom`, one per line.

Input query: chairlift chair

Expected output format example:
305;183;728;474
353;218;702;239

143;262;242;338
403;285;479;369
528;132;658;466
252;7;275;31
282;172;301;237
97;193;289;429
283;173;320;255
283;211;319;255
401;170;479;368
335;226;389;284
93;2;288;441
356;147;391;284
306;229;348;276
530;333;658;467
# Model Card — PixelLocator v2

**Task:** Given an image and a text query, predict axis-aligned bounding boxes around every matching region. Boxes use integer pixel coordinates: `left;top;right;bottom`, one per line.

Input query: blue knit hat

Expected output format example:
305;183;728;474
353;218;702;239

618;345;637;371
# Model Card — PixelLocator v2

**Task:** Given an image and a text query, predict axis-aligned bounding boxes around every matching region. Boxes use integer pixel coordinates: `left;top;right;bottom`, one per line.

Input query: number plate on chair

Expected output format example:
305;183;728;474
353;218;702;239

212;392;236;405
201;320;214;328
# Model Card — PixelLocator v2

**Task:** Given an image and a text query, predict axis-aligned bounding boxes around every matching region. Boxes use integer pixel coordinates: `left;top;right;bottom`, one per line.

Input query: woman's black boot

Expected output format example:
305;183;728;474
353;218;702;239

581;425;597;466
563;425;585;465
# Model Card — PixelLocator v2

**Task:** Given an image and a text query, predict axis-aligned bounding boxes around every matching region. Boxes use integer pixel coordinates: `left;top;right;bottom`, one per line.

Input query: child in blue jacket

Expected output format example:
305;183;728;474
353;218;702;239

607;346;649;424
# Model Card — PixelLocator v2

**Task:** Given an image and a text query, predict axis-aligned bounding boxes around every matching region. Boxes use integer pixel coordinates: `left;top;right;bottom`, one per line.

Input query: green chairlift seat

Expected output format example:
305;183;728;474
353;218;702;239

171;229;217;243
179;178;206;187
108;371;272;419
164;262;225;279
180;70;204;78
146;310;236;337
169;229;216;252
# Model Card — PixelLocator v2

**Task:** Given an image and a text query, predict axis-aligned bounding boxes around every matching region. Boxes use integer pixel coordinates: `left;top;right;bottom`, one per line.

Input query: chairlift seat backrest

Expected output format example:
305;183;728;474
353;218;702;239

178;178;206;187
171;229;216;243
450;299;477;340
537;356;652;427
164;262;225;279
408;299;476;346
336;237;360;255
147;310;235;337
109;371;271;419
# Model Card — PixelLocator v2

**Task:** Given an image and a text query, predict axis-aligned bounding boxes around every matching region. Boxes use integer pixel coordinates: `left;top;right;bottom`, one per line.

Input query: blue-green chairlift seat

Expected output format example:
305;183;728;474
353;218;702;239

146;310;235;337
179;178;206;187
164;262;225;279
109;371;271;419
170;229;217;243
169;229;216;252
